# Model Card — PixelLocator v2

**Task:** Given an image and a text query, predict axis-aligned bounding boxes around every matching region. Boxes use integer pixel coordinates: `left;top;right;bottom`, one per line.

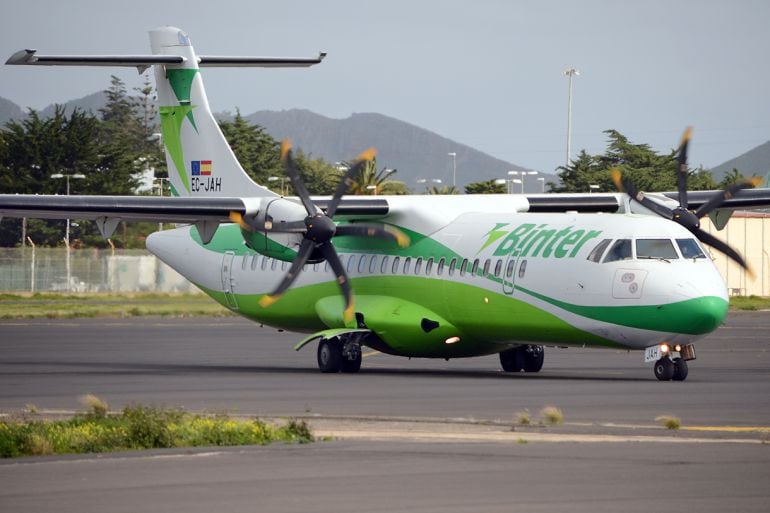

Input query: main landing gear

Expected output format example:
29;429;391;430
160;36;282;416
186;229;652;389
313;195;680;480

499;345;544;373
317;337;362;374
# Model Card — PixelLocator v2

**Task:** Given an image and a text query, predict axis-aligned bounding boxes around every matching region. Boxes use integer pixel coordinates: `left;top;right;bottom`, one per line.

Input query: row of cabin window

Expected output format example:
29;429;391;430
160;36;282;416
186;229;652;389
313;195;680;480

242;253;523;279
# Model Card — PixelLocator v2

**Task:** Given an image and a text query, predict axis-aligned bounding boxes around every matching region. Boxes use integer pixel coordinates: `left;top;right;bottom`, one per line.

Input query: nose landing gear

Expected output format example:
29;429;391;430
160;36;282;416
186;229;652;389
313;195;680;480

650;343;694;381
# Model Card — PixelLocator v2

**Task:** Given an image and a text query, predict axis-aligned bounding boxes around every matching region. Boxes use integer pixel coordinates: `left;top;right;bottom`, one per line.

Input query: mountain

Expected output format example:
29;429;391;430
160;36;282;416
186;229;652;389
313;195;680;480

39;91;108;119
1;92;546;190
711;140;770;183
0;97;25;125
245;109;542;190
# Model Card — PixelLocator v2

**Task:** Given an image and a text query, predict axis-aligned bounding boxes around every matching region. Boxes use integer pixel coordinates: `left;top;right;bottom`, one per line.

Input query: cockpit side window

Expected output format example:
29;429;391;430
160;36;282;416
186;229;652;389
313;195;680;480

676;238;706;259
603;239;632;263
587;239;612;263
636;239;679;260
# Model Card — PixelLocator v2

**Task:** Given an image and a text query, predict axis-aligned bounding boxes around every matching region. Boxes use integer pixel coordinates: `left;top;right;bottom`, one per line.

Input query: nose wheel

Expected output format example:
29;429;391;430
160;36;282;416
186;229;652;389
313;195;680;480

654;356;689;381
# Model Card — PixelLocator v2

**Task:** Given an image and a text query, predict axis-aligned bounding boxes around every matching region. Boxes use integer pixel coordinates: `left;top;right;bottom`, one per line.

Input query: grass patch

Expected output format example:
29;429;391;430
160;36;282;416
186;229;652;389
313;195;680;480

515;409;531;425
539;406;564;425
0;402;313;458
729;295;770;311
0;292;235;319
655;415;681;430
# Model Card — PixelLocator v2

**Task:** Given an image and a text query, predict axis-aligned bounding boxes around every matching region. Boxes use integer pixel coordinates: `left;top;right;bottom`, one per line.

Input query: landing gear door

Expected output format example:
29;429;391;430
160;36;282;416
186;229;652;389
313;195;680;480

502;253;519;295
221;251;238;309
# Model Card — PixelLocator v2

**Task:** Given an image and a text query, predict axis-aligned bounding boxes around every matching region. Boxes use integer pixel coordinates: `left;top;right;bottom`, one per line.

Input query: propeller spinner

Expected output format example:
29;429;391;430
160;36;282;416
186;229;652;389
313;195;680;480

612;127;761;274
232;140;409;322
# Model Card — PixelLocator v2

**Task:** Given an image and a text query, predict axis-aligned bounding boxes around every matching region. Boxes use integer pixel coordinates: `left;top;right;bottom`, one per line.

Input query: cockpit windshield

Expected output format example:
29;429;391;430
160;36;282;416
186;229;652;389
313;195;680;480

676;238;706;259
636;239;679;260
603;239;632;263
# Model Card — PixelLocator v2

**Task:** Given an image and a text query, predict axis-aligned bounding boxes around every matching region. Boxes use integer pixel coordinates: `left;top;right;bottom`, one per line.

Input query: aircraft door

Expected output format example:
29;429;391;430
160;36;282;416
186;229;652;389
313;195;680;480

502;253;519;295
221;251;239;309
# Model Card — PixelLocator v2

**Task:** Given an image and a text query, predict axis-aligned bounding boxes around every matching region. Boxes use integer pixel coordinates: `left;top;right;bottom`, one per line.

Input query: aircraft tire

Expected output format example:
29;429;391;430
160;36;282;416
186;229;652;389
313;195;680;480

317;339;342;373
521;345;544;373
672;357;688;381
654;356;675;381
499;348;523;372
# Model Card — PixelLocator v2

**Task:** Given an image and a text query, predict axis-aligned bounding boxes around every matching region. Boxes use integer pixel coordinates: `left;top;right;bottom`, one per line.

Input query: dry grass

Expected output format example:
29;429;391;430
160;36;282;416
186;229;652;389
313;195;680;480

539;406;564;425
515;409;531;425
655;415;681;430
79;394;109;418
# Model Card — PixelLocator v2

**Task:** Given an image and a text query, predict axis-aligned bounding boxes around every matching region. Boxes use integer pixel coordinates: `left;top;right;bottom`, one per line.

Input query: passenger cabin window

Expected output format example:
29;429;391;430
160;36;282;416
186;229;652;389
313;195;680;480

448;258;456;276
493;259;502;277
438;258;446;276
471;259;479;276
636;239;678;260
677;239;706;259
414;257;423;274
603;239;633;263
358;255;367;273
347;255;356;272
369;255;378;273
482;259;491;276
505;260;515;278
426;258;434;275
460;258;468;276
392;256;401;274
404;257;412;274
381;256;390;274
587;239;612;263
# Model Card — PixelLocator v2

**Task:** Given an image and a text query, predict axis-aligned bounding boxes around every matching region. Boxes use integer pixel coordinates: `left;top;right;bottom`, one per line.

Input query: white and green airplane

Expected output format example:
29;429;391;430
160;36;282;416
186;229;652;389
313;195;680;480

3;27;768;381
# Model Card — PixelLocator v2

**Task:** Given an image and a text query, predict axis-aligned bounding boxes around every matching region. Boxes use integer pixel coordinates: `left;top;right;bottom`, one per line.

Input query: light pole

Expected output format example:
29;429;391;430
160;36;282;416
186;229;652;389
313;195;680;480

51;172;85;292
564;67;580;168
154;177;170;231
521;171;539;194
448;152;457;187
417;178;442;193
507;171;520;194
268;176;286;195
537;177;545;193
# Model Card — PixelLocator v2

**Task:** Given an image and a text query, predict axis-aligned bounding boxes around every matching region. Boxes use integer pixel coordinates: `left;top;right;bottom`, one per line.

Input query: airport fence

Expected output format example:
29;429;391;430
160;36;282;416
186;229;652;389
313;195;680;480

0;247;198;293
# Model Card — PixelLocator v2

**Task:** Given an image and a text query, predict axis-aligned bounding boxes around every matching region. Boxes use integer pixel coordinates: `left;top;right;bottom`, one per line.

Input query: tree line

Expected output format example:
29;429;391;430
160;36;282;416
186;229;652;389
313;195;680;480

0;77;744;248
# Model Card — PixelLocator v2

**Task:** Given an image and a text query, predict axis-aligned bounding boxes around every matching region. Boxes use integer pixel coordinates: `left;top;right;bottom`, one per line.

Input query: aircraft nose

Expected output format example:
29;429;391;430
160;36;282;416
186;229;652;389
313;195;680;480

684;295;728;334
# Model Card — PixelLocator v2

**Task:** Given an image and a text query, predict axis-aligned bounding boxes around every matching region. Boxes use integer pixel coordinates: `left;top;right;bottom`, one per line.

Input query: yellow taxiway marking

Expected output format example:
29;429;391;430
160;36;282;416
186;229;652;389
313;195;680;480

362;350;381;359
683;426;770;433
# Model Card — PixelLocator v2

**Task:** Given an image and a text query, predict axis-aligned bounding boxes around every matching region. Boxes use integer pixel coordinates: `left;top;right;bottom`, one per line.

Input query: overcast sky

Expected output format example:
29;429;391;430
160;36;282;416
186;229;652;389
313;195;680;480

1;0;768;174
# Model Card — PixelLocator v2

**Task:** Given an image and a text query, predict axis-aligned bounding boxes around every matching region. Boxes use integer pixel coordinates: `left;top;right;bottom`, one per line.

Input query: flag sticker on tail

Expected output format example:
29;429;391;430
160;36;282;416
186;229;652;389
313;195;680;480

191;160;220;192
191;160;212;176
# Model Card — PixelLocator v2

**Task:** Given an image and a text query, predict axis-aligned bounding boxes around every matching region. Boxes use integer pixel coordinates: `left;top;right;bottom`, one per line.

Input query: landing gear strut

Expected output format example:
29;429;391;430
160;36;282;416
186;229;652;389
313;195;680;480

317;336;362;374
500;345;544;373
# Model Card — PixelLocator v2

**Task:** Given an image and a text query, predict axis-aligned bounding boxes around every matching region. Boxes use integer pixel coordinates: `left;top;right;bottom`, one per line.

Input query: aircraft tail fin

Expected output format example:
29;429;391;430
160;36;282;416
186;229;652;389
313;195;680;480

150;27;268;198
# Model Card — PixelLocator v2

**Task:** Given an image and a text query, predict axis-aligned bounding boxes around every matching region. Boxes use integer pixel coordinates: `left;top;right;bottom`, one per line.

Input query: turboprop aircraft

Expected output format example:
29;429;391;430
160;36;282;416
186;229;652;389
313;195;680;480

2;27;769;381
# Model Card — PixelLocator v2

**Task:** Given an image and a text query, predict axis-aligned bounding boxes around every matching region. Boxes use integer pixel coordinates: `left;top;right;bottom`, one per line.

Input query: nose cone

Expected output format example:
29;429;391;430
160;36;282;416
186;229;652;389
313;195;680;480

685;295;728;334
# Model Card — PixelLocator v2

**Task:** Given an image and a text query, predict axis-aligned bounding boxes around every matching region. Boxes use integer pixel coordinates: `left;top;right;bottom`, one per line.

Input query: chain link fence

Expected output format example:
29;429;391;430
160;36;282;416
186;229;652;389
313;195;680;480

0;247;198;293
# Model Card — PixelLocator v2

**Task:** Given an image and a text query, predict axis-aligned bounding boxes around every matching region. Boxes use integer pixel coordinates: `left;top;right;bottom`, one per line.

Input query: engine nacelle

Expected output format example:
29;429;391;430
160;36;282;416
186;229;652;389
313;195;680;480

238;196;308;262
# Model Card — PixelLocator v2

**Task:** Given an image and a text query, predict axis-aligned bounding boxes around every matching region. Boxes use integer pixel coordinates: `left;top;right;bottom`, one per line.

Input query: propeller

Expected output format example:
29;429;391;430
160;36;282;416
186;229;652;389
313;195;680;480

611;127;761;274
232;140;409;322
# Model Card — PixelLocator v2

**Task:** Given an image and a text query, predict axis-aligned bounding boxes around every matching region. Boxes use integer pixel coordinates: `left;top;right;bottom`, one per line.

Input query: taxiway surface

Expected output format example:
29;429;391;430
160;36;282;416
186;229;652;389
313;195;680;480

1;313;769;512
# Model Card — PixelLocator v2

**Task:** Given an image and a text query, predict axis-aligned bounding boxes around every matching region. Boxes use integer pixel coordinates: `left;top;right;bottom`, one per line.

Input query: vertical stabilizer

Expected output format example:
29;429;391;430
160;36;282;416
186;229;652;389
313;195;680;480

150;27;274;199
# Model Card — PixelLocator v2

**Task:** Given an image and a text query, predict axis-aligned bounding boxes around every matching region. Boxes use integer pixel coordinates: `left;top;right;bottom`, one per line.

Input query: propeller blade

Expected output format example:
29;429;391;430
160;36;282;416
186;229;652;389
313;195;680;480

334;223;410;248
280;139;317;217
692;227;754;277
258;238;317;307
611;168;674;219
325;148;377;219
676;127;693;209
319;242;355;323
693;177;763;218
